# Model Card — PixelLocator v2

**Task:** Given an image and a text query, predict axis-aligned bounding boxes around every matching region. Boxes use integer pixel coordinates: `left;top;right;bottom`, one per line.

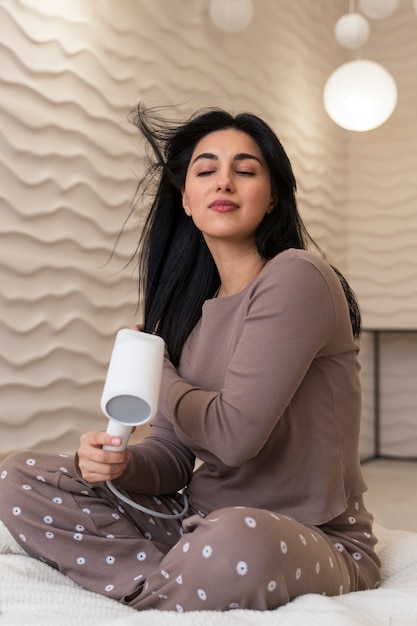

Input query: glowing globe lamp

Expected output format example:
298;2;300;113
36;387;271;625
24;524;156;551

323;59;397;131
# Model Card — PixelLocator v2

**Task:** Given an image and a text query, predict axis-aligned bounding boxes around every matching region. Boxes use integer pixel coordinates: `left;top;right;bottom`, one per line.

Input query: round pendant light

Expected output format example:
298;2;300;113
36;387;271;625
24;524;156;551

334;13;370;50
323;59;397;131
358;0;399;20
209;0;254;33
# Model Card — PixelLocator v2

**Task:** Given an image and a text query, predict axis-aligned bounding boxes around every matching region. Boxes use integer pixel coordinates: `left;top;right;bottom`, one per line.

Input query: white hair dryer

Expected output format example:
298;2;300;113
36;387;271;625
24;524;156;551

101;329;165;451
100;328;189;520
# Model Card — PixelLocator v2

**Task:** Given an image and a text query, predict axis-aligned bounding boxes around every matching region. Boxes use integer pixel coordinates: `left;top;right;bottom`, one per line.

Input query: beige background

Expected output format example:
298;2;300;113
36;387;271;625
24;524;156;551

0;0;416;460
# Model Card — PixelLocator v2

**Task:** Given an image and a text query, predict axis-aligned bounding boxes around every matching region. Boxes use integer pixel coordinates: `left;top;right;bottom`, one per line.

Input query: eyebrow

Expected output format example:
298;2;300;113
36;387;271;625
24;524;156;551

191;152;263;166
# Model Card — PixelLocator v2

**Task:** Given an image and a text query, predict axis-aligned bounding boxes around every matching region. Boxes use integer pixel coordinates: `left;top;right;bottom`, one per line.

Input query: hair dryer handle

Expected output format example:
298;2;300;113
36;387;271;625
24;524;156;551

103;420;133;451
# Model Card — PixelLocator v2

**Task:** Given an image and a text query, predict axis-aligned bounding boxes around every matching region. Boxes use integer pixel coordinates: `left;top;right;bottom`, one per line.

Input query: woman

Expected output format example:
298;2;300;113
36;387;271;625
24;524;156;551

0;106;381;612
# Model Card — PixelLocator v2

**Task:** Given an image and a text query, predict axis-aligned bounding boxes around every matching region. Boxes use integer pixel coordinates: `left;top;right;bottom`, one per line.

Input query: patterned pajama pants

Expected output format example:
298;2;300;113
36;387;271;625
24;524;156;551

0;451;380;612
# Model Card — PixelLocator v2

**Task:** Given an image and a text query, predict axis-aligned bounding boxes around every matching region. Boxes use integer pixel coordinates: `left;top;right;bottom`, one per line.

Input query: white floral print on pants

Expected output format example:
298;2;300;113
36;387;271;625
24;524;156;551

0;450;380;611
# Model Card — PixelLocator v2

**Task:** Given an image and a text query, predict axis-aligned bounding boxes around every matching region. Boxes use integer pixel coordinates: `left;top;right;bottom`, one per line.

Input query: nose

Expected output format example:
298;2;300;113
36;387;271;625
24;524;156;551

216;168;234;192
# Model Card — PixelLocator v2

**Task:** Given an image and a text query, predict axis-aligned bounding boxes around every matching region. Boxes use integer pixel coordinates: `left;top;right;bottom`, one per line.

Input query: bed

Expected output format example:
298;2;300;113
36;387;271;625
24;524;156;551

1;520;417;625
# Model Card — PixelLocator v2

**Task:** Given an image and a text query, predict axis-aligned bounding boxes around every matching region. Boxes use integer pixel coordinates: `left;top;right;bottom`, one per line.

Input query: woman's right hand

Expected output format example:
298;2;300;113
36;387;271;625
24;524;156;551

77;430;132;483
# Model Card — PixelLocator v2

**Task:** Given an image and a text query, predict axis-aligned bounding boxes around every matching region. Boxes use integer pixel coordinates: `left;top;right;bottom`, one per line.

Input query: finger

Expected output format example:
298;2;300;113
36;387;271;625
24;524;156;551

79;438;128;466
80;430;121;448
81;430;121;449
78;453;130;483
87;460;127;480
77;432;130;481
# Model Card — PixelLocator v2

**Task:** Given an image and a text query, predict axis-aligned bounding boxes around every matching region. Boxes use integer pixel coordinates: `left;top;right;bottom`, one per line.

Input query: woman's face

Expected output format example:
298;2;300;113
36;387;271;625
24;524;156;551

182;129;274;249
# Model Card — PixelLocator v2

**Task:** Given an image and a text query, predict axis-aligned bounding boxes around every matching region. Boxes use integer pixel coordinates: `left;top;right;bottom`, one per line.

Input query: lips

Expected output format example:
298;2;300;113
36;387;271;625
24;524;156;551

209;199;239;212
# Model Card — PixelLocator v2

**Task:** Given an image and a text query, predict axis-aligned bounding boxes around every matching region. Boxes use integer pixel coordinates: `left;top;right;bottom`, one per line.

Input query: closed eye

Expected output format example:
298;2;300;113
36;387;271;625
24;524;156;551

197;170;215;176
197;169;255;177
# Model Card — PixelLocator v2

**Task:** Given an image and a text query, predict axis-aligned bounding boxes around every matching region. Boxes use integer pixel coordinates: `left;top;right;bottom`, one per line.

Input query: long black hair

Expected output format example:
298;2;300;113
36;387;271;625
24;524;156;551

130;104;361;365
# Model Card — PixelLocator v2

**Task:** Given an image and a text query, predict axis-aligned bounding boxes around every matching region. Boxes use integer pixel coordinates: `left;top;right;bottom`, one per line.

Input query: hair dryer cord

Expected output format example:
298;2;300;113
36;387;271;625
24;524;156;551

105;480;189;520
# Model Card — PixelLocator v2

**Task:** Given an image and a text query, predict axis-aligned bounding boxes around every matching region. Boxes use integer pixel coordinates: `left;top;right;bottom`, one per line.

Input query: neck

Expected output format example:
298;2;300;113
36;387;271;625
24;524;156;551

214;249;266;298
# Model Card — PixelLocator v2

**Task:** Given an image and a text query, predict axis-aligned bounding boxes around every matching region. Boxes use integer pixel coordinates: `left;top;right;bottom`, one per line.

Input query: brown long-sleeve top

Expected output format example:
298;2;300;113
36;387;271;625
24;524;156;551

114;248;367;526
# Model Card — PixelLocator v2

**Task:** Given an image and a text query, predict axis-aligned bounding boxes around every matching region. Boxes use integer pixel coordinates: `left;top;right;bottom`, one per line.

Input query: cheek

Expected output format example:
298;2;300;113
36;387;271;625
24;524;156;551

250;186;273;214
182;182;206;217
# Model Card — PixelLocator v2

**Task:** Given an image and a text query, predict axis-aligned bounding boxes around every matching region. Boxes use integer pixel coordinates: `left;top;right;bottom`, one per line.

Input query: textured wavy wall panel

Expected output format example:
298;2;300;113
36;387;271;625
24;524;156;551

347;2;417;327
346;0;417;457
2;0;412;460
0;0;349;457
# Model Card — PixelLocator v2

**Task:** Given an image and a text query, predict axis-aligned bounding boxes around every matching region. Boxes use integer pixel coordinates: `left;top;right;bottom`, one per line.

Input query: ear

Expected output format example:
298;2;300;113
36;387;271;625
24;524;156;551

266;195;275;215
182;188;192;216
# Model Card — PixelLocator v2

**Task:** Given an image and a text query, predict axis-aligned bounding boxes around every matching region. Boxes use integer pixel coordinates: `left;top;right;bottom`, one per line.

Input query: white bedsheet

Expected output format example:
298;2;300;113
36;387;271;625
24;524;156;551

1;520;417;626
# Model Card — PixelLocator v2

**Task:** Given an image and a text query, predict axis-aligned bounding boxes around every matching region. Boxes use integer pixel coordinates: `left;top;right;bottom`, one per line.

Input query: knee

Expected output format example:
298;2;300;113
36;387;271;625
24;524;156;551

181;506;290;607
0;450;61;513
182;507;275;570
0;450;30;484
0;451;31;525
184;505;285;559
183;507;281;572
